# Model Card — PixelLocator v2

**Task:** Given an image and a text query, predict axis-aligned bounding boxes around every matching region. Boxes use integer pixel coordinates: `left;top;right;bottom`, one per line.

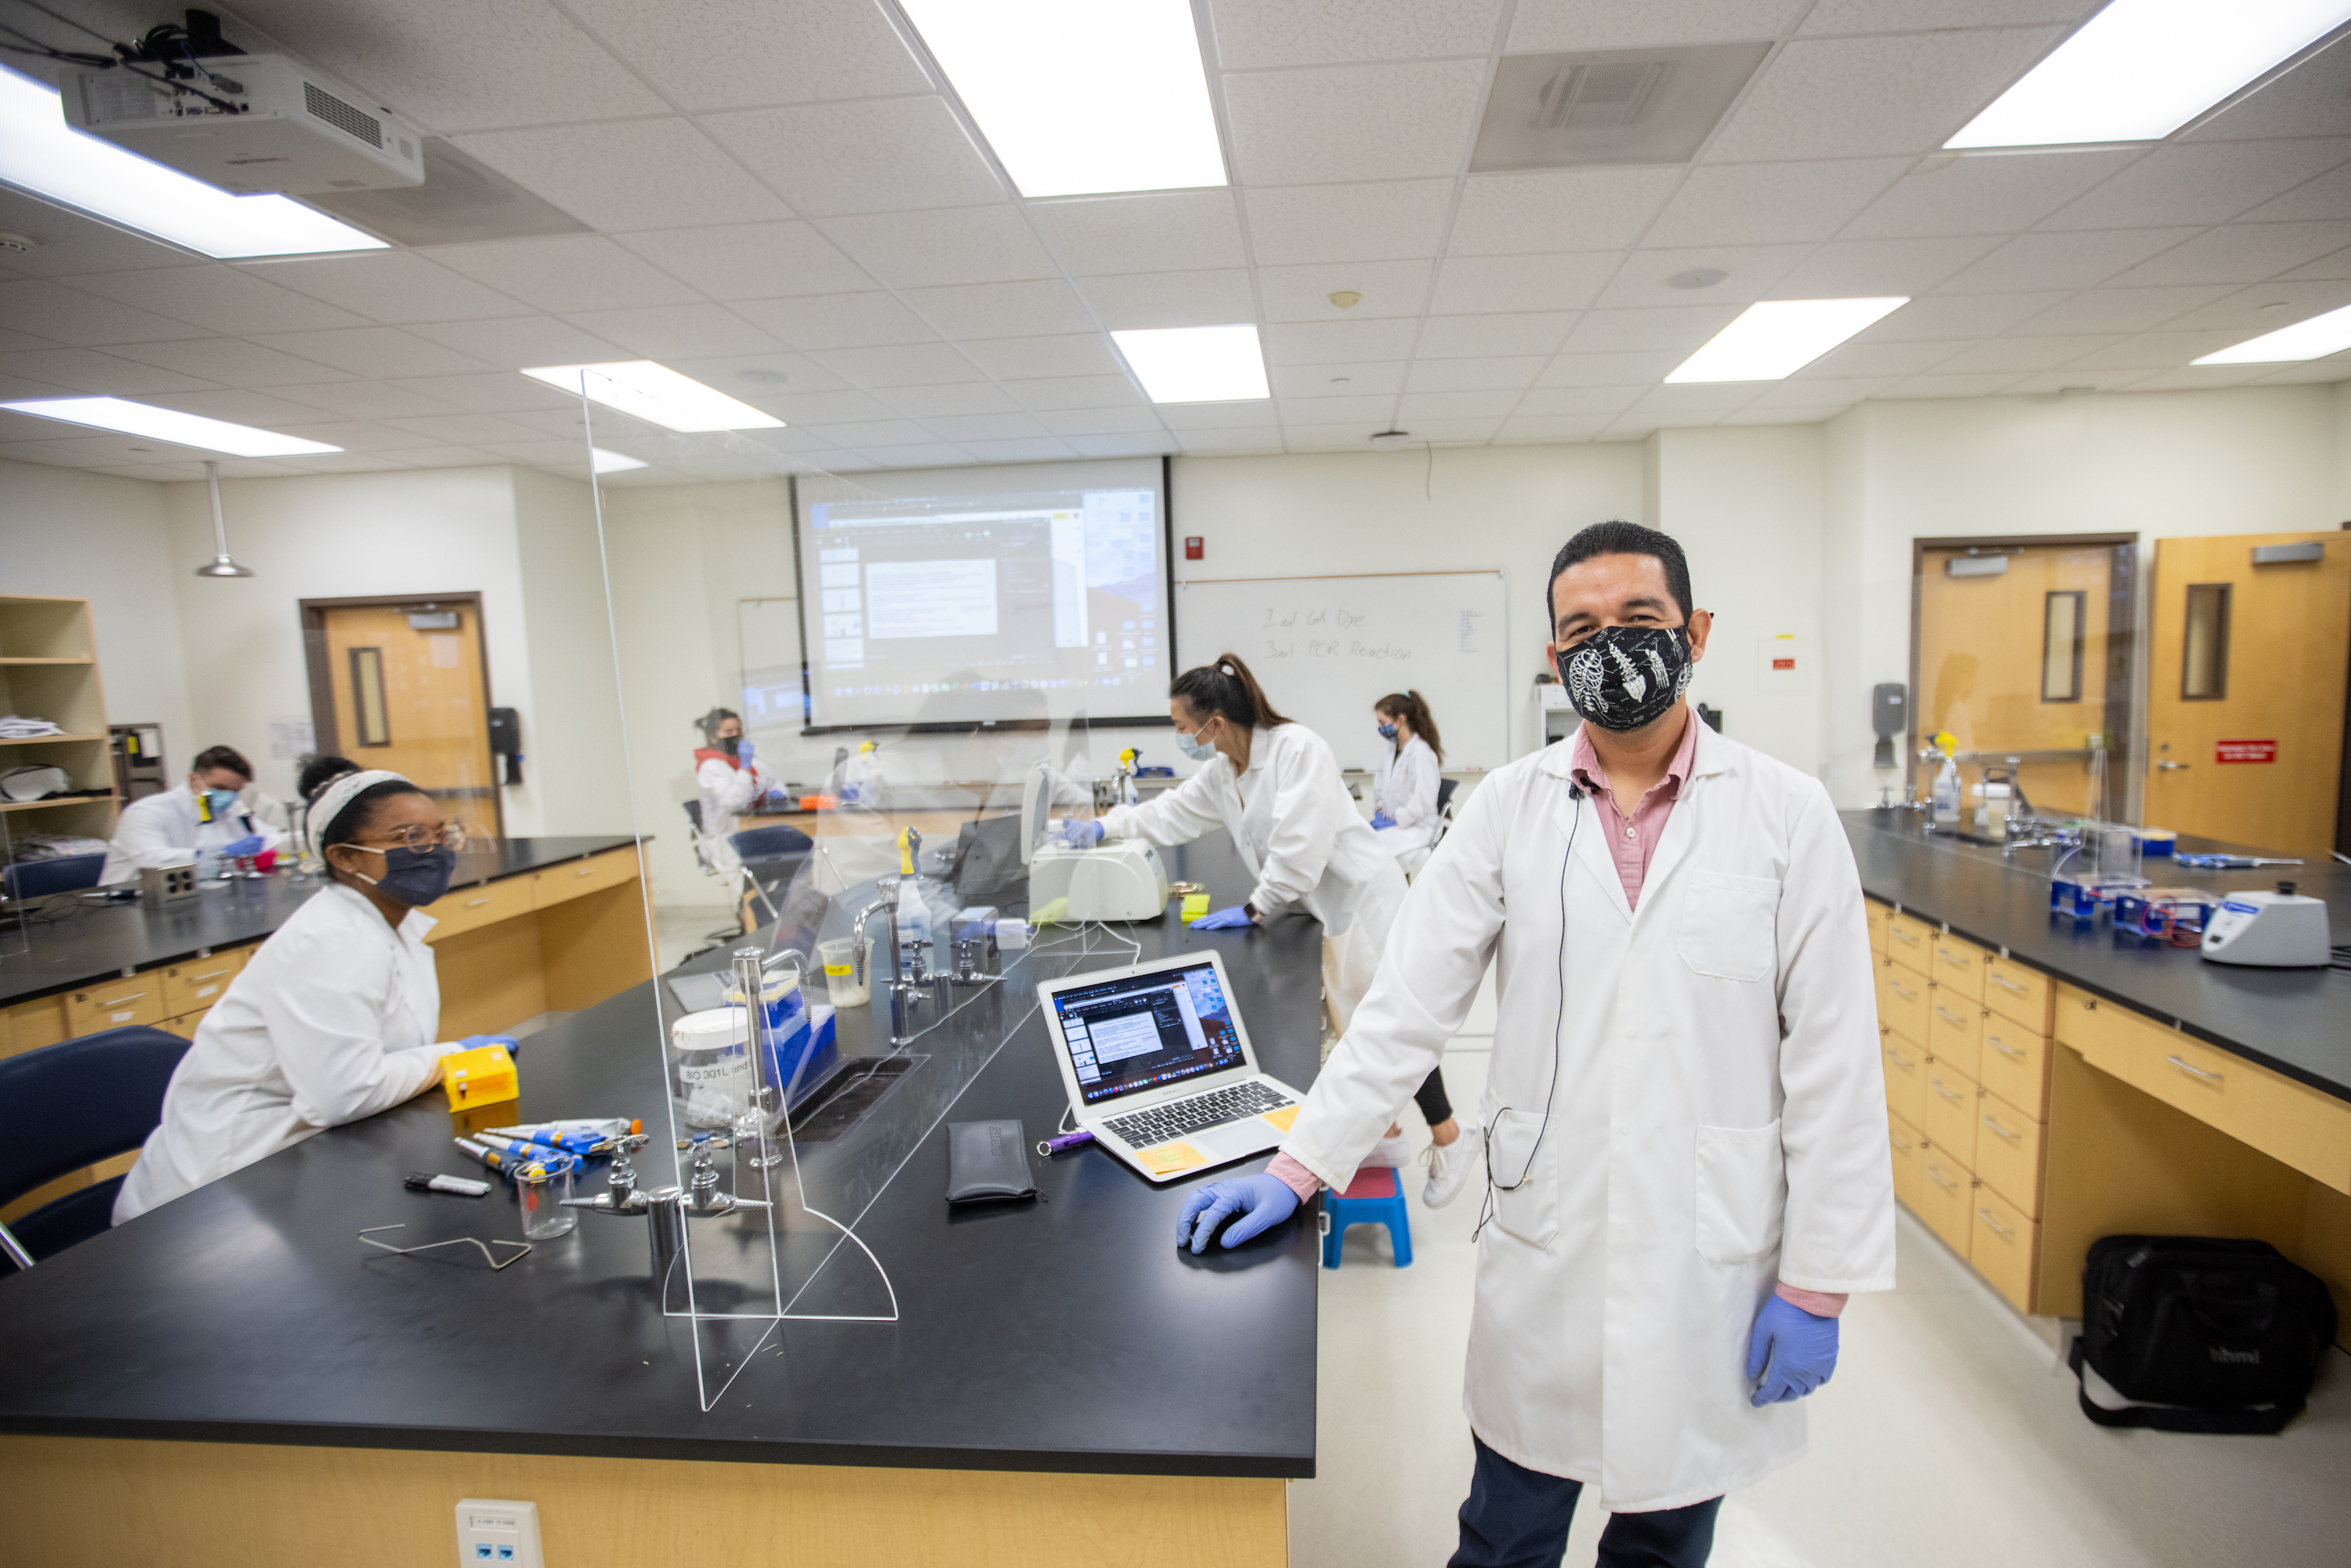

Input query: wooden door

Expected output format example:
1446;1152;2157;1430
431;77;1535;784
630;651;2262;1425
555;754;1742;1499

314;602;502;835
2146;531;2349;854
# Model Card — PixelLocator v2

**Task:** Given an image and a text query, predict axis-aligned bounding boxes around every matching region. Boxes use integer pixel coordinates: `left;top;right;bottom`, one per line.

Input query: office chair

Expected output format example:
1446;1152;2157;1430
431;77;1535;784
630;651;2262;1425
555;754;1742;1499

731;824;814;929
2;853;106;901
0;1026;189;1271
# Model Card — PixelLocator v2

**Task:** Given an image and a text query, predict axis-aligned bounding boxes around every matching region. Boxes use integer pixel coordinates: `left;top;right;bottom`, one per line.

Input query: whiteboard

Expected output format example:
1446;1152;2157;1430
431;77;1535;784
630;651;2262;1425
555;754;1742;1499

1176;571;1512;773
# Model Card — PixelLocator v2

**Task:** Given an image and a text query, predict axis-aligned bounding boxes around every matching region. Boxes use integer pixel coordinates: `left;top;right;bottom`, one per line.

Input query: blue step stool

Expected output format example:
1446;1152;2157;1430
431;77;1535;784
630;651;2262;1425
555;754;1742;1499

1320;1164;1411;1268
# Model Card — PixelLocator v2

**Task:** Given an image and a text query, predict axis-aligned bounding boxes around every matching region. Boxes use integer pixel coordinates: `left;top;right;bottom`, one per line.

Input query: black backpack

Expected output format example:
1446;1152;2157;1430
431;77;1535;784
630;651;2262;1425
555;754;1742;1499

2070;1235;2338;1434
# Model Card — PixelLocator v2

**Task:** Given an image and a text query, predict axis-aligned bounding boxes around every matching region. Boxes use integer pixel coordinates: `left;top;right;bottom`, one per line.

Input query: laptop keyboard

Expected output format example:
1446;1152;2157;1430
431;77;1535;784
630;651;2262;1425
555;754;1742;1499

1104;1081;1295;1149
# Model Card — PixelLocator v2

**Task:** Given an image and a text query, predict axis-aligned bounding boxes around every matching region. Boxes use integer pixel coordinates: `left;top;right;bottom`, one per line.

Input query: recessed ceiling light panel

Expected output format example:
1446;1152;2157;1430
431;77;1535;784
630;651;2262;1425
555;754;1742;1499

521;361;785;432
0;396;342;456
1110;324;1269;403
1665;298;1909;382
590;448;649;473
2193;300;2351;364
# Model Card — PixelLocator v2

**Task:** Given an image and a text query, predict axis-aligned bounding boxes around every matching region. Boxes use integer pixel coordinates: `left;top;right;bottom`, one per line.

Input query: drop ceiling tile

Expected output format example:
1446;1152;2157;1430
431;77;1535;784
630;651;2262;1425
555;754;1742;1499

1066;433;1172;458
0;327;60;353
853;441;981;469
2001;369;2146;393
1259;259;1433;320
2107;222;2351;288
1594;245;1811;309
0;348;219;396
730;292;940;350
1148;400;1279;432
919;411;1054;442
1432;252;1618;314
455;119;792;232
2063;331;2247;370
1841;150;2137;239
1397;390;1523;420
368;446;509;469
798;418;933;447
247;327;493;379
1881;372;2030;397
253;451;414;475
1496;414;1616;443
265;381;455;420
1277;393;1400;423
1209;0;1504;67
1003;374;1147;411
1404;357;1548;393
666;349;850;396
1645;159;1912;248
1719;404;1848;424
1402;417;1509;443
429;237;702;314
703;97;1002;217
1800;0;2099;31
1516;385;1646;415
961;334;1123;380
559;303;784;360
613;223;873;300
1076;270;1259;330
2244;358;2351;385
956;437;1085;463
1417;313;1579;358
751;389;901;425
404;315;630;368
1625;384;1765;417
1933;335;2119;372
1938;228;2203;293
810;342;987;387
0;190;208;279
1509;0;1807;51
382;413;549;445
2117;364;2270;392
264;419;449;453
875;382;1020;418
1244;181;1455;266
1261;317;1423;364
1849;290;2070;340
143;389;350;428
0;280;208;346
1797;339;1968;376
2042;139;2351;231
1269;360;1408;396
1765;236;2005;298
0;373;75;404
558;0;929;111
1223;60;1491;186
1030;191;1248;275
1536;351;1685;385
2183;34;2351;142
1036;406;1165;436
384;372;582;414
1559;306;1744;355
1450;168;1686;255
823;207;1060;289
1178;428;1285;453
70;266;370;336
1708;29;2066;164
2161;281;2351;335
900;280;1096;339
2009;286;2235;335
248;252;533;324
2241;163;2351;223
1748;375;1897;407
1280;422;1381;450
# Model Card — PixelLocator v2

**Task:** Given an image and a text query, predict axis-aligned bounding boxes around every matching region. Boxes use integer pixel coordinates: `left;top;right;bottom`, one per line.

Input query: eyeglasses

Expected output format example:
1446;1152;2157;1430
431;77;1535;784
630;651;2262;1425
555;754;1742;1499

354;820;473;853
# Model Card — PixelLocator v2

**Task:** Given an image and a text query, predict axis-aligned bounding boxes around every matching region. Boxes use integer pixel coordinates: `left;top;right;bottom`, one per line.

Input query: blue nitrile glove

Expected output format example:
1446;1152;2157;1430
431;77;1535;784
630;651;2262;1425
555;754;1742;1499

1368;810;1394;830
1189;905;1254;930
736;740;756;767
460;1032;520;1059
764;788;791;808
1746;1294;1838;1405
1056;817;1104;849
220;833;266;856
1177;1173;1299;1253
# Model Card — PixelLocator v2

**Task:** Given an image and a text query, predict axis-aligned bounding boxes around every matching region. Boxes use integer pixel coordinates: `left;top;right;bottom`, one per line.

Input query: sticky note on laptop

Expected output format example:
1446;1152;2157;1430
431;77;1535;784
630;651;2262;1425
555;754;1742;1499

1135;1142;1207;1176
1259;1104;1300;1133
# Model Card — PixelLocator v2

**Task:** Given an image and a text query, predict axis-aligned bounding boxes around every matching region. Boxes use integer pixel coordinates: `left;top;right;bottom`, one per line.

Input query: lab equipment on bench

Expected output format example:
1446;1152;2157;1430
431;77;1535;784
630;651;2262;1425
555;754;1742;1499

1020;763;1170;923
818;936;872;1006
440;1040;518;1110
404;1171;489;1198
563;1132;770;1313
1036;950;1305;1184
2176;853;2305;870
668;1007;753;1128
516;1161;576;1240
2201;883;2333;968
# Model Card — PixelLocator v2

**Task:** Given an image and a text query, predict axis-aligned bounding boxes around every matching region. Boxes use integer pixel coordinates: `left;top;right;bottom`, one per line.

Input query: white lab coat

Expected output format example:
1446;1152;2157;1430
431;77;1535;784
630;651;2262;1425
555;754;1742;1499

114;882;460;1223
1371;734;1443;860
1280;721;1895;1512
696;753;779;873
99;784;288;885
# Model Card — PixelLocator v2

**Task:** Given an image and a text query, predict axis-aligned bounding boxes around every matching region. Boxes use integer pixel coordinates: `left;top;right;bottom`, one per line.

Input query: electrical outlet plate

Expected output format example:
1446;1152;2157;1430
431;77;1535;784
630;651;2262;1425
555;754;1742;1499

456;1499;542;1567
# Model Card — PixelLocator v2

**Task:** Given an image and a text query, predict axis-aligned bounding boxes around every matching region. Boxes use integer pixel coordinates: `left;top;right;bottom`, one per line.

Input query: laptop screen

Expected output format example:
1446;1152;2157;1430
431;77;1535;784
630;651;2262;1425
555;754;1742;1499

1049;959;1245;1106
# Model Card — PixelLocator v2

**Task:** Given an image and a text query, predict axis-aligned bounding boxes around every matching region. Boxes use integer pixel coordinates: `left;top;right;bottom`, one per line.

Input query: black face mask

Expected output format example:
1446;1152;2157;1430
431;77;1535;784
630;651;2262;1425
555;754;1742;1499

1556;625;1694;732
719;735;741;757
347;843;458;907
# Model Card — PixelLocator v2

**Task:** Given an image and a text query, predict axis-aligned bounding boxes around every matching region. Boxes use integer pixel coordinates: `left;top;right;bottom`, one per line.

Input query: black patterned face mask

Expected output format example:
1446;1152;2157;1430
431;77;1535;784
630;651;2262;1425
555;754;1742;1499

1556;625;1694;732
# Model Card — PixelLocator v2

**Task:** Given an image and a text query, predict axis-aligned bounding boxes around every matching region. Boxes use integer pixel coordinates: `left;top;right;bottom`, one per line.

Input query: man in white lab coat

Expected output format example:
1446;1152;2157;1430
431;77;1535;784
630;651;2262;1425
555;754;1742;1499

99;744;287;885
1179;522;1894;1566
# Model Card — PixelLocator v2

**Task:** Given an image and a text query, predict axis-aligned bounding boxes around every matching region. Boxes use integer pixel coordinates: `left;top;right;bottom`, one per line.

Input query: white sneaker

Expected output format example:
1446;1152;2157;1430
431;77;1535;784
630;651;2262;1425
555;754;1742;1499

1364;1133;1411;1168
1420;1124;1483;1208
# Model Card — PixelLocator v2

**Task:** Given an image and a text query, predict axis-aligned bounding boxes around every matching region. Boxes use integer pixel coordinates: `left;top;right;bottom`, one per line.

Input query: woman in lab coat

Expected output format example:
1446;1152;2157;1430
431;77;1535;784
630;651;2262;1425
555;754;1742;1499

1068;654;1469;1182
1368;690;1444;875
113;770;472;1223
693;708;781;874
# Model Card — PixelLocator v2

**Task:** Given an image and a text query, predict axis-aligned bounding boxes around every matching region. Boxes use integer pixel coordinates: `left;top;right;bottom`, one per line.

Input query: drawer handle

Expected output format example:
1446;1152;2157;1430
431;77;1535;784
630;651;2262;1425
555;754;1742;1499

96;990;147;1005
1890;1135;1914;1153
1889;980;1917;1000
577;866;596;877
1926;1164;1959;1190
2165;1054;2222;1084
1886;1048;1915;1070
1991;974;2030;996
1931;1081;1965;1103
1936;947;1971;966
1983;1115;2022;1143
1988;1034;2026;1060
1976;1208;2015;1238
1889;927;1919;944
1934;1005;1968;1026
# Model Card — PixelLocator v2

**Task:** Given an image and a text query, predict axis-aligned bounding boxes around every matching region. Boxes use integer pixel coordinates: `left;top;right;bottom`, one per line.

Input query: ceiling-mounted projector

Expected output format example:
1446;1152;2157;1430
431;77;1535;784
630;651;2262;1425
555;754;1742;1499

63;55;423;195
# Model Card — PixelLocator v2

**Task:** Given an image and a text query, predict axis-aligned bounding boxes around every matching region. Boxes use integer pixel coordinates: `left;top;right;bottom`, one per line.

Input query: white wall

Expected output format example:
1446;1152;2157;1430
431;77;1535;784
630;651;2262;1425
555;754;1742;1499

510;467;629;837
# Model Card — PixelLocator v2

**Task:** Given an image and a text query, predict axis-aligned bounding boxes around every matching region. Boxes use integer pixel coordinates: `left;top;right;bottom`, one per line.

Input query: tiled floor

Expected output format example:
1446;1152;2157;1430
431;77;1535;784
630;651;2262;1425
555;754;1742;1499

1291;979;2351;1567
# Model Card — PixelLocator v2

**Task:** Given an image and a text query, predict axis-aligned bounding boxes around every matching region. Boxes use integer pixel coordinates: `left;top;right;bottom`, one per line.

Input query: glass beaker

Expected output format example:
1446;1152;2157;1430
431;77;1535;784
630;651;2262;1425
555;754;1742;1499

669;1006;753;1127
819;936;871;1007
517;1161;575;1240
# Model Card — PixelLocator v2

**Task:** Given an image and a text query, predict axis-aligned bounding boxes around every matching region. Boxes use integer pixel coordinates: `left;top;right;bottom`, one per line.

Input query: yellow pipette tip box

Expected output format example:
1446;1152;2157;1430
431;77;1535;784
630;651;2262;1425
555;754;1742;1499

1180;892;1210;921
441;1042;519;1110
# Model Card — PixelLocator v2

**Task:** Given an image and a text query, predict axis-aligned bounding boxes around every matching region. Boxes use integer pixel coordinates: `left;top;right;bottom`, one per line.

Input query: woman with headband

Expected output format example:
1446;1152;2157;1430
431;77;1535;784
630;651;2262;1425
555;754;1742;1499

113;769;493;1223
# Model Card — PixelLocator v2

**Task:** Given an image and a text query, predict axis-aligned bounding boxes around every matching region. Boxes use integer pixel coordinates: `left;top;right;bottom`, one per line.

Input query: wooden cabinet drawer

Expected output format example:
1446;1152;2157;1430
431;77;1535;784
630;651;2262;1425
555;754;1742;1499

2117;1023;2237;1132
1978;1016;2051;1121
531;848;639;910
1929;934;1988;1003
1878;961;1929;1042
1889;1111;1925;1214
423;875;537;943
1882;911;1932;975
65;977;165;1035
2112;1023;2351;1194
1865;900;1889;958
1927;994;1983;1081
1983;956;2052;1034
1916;1149;1976;1256
2;994;70;1059
158;1010;208;1041
1973;1095;2045;1218
2052;984;2122;1073
1969;1183;2038;1313
1922;1061;1980;1172
1882;1031;1928;1128
160;951;244;1016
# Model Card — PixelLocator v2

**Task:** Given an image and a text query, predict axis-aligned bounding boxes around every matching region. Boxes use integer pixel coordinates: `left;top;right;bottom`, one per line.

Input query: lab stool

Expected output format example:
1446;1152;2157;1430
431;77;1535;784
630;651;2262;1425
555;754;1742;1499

1320;1165;1412;1269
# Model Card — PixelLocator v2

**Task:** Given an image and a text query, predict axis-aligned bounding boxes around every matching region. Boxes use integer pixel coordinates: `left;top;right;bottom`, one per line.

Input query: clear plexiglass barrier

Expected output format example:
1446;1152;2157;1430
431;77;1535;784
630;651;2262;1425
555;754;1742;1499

557;376;1168;1410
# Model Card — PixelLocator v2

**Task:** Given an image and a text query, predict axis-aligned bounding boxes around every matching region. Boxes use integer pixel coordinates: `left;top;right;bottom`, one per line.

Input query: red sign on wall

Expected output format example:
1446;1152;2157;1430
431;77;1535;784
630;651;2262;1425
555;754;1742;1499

1771;657;1795;671
2215;739;2277;764
1183;535;1203;560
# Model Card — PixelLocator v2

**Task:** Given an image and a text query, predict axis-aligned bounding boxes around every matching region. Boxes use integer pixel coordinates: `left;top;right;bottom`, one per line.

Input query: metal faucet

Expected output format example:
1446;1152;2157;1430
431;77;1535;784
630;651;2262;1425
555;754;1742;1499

851;876;930;1044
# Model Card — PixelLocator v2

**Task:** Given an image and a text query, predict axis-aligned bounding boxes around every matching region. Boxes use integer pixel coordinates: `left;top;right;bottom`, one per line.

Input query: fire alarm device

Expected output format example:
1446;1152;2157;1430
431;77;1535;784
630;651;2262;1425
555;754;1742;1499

1184;536;1203;560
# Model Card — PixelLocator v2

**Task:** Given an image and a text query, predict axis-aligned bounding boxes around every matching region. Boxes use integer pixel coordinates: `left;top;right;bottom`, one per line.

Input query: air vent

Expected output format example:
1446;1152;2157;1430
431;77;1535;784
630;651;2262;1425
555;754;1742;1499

1472;42;1770;170
302;80;382;148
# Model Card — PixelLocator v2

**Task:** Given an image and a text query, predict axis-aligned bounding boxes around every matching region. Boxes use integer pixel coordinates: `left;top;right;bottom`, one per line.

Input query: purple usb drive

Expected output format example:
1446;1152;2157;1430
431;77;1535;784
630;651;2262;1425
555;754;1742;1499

1038;1129;1095;1157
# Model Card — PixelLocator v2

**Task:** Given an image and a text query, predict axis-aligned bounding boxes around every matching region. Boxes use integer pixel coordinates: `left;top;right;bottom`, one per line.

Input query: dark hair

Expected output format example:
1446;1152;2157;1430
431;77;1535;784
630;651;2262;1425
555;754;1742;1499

190;744;253;782
1170;653;1291;731
296;753;360;802
697;708;740;743
1545;520;1694;628
1376;690;1443;766
319;779;427;854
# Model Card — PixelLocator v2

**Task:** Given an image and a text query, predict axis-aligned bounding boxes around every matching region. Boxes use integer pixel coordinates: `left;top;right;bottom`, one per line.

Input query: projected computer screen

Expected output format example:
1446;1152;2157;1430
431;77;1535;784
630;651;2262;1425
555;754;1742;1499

795;458;1172;730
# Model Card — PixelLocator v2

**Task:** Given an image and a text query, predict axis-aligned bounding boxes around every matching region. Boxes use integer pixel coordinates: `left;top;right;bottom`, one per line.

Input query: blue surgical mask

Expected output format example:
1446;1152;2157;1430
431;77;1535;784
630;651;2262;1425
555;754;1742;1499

1377;723;1396;741
346;842;458;907
204;788;241;816
1174;725;1219;762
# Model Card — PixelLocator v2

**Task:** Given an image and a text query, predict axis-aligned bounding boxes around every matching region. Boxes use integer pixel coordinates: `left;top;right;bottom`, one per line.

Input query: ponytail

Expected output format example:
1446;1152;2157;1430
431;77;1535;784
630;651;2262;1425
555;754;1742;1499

1376;690;1443;765
1170;652;1291;731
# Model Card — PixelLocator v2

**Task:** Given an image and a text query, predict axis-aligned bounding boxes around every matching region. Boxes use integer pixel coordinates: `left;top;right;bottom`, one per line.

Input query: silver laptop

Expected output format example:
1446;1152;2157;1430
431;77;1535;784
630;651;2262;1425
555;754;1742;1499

1037;951;1307;1184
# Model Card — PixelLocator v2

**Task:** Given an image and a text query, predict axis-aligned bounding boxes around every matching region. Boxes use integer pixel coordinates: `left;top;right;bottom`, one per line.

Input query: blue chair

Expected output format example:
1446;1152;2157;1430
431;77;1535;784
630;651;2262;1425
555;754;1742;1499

0;1026;188;1270
2;853;105;900
732;824;814;925
1320;1164;1413;1269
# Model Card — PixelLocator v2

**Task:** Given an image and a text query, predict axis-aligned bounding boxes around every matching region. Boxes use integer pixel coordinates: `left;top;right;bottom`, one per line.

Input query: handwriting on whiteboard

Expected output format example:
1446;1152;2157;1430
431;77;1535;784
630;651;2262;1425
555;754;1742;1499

1246;603;1415;662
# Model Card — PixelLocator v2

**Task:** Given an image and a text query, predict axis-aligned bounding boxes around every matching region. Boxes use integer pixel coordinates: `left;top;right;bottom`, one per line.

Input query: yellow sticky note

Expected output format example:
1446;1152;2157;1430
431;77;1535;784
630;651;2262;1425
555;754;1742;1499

1259;1104;1301;1133
1135;1142;1207;1176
